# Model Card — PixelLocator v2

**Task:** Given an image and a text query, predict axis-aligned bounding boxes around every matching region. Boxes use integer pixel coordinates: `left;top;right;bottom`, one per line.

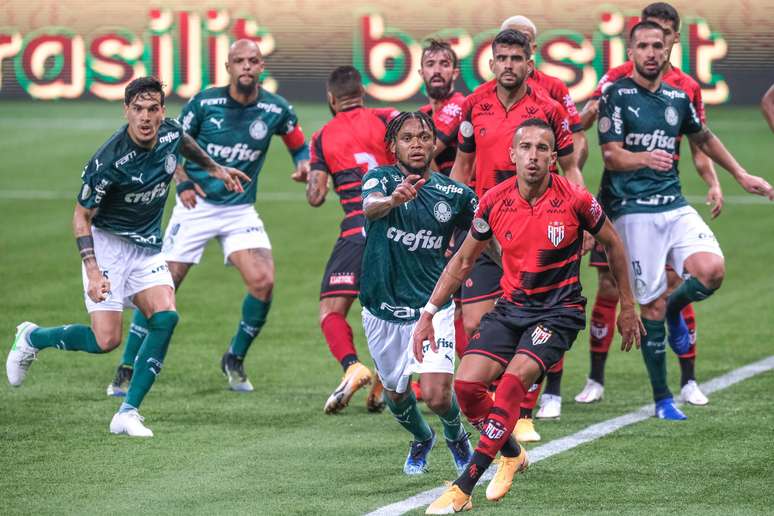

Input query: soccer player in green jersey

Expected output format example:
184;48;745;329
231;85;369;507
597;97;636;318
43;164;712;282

6;77;248;436
597;21;773;419
106;39;310;395
360;112;476;475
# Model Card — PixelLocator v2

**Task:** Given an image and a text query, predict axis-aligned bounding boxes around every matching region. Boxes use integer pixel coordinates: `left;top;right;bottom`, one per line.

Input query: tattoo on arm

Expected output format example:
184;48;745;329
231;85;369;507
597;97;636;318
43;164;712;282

688;126;713;147
76;235;96;265
306;170;328;206
180;133;217;171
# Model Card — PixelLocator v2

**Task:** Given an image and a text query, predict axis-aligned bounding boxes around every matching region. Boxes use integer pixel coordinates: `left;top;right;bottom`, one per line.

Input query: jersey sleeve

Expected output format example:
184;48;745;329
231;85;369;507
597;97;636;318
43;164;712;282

361;168;390;199
179;97;202;138
681;100;704;135
470;190;494;241
457;96;476;154
373;107;400;125
591;65;628;99
278;103;310;163
454;187;478;231
76;155;114;209
435;98;465;146
691;84;707;124
597;88;625;144
574;188;606;234
545;99;574;157
309;130;329;174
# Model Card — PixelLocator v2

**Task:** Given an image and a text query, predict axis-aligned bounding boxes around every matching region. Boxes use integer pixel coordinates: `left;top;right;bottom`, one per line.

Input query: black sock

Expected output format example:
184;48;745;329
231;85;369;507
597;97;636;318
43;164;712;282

499;435;522;458
590;351;608;385
544;371;562;396
519;407;533;419
340;354;358;371
679;357;695;387
454;452;495;495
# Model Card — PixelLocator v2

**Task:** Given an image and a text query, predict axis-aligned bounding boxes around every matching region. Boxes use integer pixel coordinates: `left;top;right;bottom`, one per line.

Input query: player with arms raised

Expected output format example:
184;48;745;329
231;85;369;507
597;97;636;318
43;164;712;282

360;112;476;476
597;21;772;419
105;40;310;395
6;77;248;436
417;119;642;513
305;66;397;414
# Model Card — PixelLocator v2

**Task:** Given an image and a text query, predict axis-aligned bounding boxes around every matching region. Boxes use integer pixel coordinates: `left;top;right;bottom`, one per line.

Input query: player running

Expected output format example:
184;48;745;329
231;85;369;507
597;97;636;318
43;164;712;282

360;112;477;476
417;119;642;513
305;66;397;414
6;77;248;436
105;39;310;395
577;2;723;407
597;21;773;420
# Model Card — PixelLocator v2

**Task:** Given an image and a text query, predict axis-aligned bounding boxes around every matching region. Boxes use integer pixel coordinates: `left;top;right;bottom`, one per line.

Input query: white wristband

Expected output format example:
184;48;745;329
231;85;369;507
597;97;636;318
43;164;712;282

423;302;439;315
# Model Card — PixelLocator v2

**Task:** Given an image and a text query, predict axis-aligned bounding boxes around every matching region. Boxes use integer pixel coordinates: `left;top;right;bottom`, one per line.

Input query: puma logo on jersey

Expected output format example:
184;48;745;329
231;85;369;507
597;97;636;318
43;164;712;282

209;117;224;129
628;106;641;118
131;173;144;185
94;159;103;171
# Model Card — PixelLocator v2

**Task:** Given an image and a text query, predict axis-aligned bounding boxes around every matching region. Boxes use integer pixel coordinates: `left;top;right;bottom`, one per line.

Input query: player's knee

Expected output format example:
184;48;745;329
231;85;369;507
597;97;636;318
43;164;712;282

597;270;618;298
696;263;725;290
422;384;451;414
246;272;274;299
640;297;666;320
95;332;122;352
454;379;488;417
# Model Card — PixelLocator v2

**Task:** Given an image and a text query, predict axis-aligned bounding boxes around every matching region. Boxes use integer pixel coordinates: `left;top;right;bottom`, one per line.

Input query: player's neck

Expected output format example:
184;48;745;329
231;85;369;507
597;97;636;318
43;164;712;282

516;175;550;205
496;82;527;109
229;84;260;105
336;98;363;112
428;89;454;114
126;127;156;150
631;71;662;93
397;162;431;181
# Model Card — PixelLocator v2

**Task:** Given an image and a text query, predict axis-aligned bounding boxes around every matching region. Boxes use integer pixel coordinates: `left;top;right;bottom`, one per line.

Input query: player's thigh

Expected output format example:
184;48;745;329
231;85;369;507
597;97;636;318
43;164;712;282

461;298;497;336
668;207;725;286
411;304;456;378
461;303;522;382
124;249;176;316
83;227;130;314
514;316;581;387
220;206;272;266
89;310;124;351
166;261;193;289
229;248;275;292
162;204;216;265
614;213;670;305
361;308;412;393
455;354;505;384
133;285;176;318
320;237;362;300
319;296;355;322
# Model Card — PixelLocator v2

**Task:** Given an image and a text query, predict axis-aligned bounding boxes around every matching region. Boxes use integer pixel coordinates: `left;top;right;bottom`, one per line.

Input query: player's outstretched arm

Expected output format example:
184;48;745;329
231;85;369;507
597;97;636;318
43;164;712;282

180;134;250;193
689;141;723;219
687;127;774;199
73;204;110;303
363;174;425;220
305;169;329;207
593;218;644;351
173;164;206;209
413;230;488;363
761;84;774;133
449;149;475;185
601;142;673;172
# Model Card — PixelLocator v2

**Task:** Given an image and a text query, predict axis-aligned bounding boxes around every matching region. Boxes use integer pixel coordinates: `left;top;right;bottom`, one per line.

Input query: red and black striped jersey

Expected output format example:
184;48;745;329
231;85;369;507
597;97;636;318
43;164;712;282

419;91;466;175
471;174;605;311
310;106;398;241
458;83;574;198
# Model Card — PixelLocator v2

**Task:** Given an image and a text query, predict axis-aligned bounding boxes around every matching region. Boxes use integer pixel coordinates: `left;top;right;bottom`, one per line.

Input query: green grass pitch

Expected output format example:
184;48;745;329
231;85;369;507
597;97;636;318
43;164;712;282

1;101;773;515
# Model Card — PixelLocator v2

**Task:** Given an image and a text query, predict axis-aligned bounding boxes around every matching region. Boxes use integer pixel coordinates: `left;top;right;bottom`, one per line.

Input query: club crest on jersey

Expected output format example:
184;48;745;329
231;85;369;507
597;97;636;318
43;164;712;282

433;201;452;223
665;106;679;126
249;119;268;140
547;221;565;247
598;117;611;133
531;325;553;346
363;178;380;190
165;154;177;175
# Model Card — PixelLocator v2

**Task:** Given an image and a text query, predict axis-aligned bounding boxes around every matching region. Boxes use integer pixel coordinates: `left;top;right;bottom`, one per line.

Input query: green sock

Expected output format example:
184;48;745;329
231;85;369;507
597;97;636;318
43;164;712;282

438;392;466;441
640;318;670;401
125;311;179;409
29;325;105;354
228;294;271;358
385;390;434;442
120;310;148;367
666;277;716;320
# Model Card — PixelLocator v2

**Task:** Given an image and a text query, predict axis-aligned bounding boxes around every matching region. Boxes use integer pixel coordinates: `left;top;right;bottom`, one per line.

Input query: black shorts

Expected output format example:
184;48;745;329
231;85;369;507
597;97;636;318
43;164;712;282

320;237;363;298
460;252;503;304
589;241;608;268
465;300;585;376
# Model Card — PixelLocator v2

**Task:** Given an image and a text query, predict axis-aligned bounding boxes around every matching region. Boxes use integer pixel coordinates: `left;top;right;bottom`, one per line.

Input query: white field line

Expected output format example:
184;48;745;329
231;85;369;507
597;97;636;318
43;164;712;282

0;191;769;205
365;355;774;516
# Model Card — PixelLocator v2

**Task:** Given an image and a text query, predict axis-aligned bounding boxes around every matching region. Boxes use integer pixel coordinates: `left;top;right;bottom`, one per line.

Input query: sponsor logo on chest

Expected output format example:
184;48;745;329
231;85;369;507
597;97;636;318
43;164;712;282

124;182;168;204
624;129;676;152
159;131;180;144
386;227;443;251
206;142;262;162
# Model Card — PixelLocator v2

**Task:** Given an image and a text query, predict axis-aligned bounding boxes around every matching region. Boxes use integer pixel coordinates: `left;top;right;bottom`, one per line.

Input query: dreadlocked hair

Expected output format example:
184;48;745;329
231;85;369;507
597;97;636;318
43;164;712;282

384;111;436;147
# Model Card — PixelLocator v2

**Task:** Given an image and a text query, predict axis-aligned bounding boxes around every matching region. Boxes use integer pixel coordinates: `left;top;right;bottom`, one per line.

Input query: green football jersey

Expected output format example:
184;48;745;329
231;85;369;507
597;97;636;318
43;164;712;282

597;77;703;220
77;118;183;250
359;166;478;323
179;86;305;205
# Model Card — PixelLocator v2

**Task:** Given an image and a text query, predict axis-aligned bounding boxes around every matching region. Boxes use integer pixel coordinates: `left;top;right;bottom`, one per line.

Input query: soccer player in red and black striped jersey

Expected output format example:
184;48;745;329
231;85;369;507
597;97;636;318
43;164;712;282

306;66;398;414
576;3;722;407
417;119;643;514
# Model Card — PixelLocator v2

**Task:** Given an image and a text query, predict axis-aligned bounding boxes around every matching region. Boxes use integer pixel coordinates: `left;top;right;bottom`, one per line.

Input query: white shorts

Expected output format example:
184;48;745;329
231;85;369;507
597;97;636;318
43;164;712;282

162;197;271;265
82;227;175;313
613;205;724;304
362;304;456;394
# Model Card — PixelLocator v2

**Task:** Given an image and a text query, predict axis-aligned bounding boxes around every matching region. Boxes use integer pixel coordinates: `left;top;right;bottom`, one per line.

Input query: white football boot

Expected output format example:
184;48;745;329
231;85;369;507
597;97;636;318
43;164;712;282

680;380;709;406
574;378;604;403
110;409;154;437
6;322;39;386
535;393;562;419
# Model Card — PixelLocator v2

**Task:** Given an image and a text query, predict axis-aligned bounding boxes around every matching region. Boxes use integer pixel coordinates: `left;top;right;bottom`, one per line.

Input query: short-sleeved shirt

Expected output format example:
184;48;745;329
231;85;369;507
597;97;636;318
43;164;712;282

77;119;184;250
458;83;574;197
471;174;605;315
419;91;466;175
359;166;478;323
593;62;706;162
179;86;306;205
309;106;397;242
597;77;704;220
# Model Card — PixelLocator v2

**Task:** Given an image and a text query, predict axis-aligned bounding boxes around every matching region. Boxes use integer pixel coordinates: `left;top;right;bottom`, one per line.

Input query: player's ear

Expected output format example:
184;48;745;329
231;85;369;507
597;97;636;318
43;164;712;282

489;57;494;73
326;92;335;110
627;47;633;61
452;66;460;81
509;144;518;165
549;150;557;168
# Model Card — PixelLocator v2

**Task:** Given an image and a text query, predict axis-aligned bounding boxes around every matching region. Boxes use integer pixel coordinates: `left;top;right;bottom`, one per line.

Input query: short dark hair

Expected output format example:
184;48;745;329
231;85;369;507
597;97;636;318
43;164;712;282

491;29;532;59
327;66;363;99
384;111;436;146
629;20;666;45
124;76;164;106
513;118;555;148
641;2;680;31
421;39;458;69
